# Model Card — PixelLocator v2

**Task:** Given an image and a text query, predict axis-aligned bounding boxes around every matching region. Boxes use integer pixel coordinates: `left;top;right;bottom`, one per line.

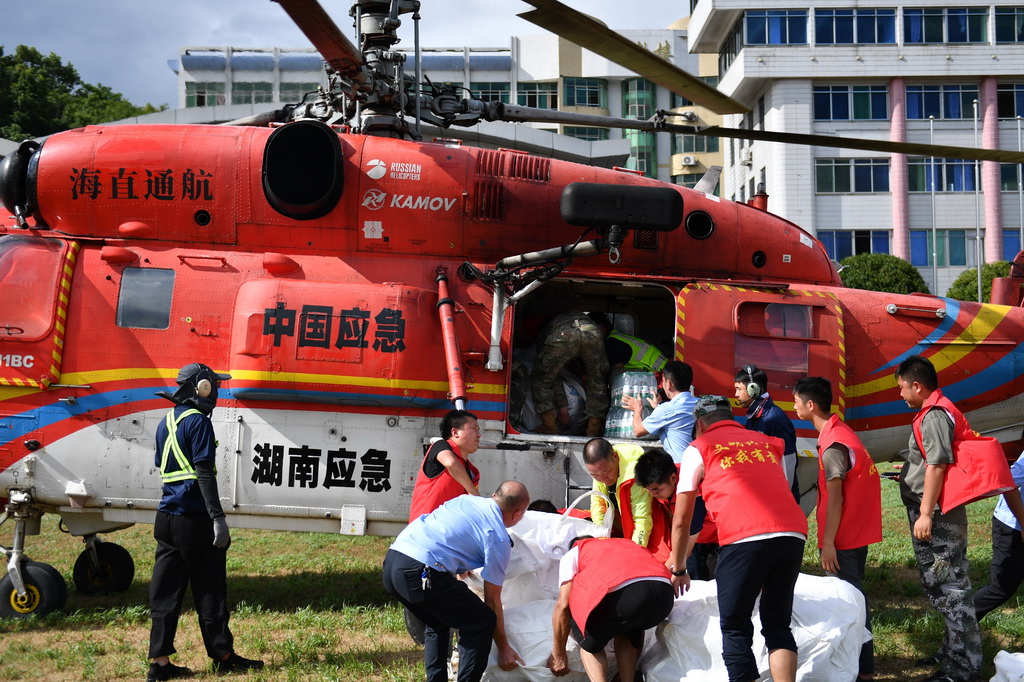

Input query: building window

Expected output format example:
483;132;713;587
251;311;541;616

279;82;320;102
185;82;226;107
815;9;896;44
904;7;987;44
813;85;888;120
232;82;273;105
1002;163;1024;190
817;230;890;261
906;84;978;120
910;230;969;267
622;78;655;119
996;7;1024;43
720;20;744;75
673;134;720;154
517;82;558;109
998;84;1024;119
671;77;719;108
908;158;978;192
1004;232;1022;260
625;130;655;178
745;10;808;45
562;126;610;141
563;78;608;108
815;159;890;193
471;82;511;104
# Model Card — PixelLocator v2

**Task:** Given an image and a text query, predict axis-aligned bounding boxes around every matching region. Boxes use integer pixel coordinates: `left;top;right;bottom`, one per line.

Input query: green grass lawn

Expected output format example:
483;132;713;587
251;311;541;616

2;469;1024;680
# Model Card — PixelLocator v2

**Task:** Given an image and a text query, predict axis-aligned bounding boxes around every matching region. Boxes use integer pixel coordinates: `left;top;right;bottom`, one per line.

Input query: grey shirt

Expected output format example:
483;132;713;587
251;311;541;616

899;407;967;524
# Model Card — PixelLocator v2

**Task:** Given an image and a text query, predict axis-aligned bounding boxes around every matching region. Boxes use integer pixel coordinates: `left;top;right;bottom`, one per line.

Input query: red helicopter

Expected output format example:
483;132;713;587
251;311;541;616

1;0;1023;618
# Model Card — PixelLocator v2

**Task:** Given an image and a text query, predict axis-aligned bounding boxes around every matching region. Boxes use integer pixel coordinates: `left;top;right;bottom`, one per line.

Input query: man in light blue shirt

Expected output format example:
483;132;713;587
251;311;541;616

384;481;529;682
974;452;1024;621
622;361;698;462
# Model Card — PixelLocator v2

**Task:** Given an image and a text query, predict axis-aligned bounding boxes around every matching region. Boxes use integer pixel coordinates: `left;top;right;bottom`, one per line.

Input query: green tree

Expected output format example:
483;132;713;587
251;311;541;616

0;45;160;141
839;252;930;295
945;261;1011;303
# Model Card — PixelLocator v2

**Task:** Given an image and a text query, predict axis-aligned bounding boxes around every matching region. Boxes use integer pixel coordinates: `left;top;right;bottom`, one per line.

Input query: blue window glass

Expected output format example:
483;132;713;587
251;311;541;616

1003;232;1022;260
835;232;853;261
996;7;1024;42
817;231;837;259
872;231;890;254
910;230;930;266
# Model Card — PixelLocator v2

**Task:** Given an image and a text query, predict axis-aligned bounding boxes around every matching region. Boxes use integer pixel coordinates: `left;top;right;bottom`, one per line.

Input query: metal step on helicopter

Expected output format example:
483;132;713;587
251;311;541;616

1;0;1024;618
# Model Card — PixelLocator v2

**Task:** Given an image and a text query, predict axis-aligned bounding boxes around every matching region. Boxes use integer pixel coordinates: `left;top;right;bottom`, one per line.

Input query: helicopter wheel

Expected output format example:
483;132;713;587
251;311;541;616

73;542;135;594
0;561;68;618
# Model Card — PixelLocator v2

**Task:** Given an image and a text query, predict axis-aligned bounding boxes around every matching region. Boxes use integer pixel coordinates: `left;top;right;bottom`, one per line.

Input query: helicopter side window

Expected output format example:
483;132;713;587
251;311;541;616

734;302;813;388
0;236;64;341
116;268;175;330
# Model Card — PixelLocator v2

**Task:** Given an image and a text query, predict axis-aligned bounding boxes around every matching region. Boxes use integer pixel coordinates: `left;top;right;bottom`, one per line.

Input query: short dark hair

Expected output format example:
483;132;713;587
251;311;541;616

662;361;693;393
734;366;768;393
440;409;477;439
569;535;595;549
527;499;559;514
794;377;832;413
583;437;615;465
634;448;676;488
896;355;938;391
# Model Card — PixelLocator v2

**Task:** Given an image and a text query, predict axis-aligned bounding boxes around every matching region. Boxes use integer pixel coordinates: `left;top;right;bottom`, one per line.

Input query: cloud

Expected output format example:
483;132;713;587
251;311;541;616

1;0;685;107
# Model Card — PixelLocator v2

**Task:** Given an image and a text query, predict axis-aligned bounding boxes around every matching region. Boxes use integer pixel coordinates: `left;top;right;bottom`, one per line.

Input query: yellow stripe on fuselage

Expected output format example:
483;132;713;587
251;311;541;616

847;304;1011;398
55;368;508;395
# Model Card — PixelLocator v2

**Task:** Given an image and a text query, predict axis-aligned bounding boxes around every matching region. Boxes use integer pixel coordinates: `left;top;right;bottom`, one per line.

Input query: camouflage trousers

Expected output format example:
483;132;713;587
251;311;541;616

531;317;609;419
907;508;982;682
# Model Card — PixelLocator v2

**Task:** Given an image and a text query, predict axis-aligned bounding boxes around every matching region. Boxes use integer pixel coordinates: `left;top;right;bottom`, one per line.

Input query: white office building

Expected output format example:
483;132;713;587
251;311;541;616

168;19;724;185
687;1;1024;293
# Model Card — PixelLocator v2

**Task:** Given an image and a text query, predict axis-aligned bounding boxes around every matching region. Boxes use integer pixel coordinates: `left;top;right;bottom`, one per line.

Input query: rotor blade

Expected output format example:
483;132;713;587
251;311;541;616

493;104;670;131
273;0;365;84
698;126;1024;164
517;0;748;115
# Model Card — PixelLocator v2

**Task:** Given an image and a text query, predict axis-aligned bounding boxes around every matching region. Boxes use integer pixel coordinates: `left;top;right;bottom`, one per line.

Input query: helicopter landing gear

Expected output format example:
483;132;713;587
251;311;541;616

73;536;134;594
0;490;68;618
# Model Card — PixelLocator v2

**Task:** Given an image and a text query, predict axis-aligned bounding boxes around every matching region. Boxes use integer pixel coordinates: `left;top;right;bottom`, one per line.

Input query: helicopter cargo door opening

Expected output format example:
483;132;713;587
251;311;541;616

0;236;79;389
508;278;677;437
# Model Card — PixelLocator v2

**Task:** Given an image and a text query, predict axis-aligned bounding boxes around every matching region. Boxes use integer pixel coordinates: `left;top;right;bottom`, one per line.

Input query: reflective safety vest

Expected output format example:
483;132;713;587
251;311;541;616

816;415;882;550
159;408;204;483
607;331;667;371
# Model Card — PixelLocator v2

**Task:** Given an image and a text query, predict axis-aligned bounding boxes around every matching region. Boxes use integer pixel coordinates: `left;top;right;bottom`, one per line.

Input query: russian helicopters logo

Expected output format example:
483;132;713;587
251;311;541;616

361;189;456;212
365;159;387;180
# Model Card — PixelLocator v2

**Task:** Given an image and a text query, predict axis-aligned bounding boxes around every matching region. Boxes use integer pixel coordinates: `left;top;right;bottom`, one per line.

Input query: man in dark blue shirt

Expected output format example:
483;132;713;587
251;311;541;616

734;365;799;503
147;363;263;681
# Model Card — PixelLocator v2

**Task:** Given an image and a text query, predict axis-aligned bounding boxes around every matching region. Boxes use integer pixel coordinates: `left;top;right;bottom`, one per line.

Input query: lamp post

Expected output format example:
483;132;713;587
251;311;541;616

974;99;982;304
930;116;937;294
1018;116;1023;255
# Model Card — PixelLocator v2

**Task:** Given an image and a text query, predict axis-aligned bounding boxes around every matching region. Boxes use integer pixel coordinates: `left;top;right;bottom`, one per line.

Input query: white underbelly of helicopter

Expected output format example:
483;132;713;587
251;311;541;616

0;407;572;537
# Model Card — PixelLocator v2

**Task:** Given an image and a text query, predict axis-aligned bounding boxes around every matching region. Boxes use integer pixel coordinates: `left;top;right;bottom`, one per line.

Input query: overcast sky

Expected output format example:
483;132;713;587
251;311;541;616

1;1;688;108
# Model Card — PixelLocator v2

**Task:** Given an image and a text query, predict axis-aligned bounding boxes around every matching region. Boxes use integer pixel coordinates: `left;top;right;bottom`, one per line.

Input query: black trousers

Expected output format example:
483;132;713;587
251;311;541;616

570;580;675;653
824;545;874;676
974;516;1024;621
716;536;805;682
382;549;496;682
149;510;233;660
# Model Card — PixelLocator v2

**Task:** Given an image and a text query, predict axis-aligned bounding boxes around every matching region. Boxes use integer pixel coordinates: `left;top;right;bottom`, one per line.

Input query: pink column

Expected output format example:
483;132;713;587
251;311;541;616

890;77;910;260
981;76;1003;263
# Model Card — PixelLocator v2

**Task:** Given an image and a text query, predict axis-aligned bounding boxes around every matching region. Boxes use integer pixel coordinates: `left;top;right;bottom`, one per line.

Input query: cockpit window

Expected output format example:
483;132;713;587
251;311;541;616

117;268;175;329
0;236;64;341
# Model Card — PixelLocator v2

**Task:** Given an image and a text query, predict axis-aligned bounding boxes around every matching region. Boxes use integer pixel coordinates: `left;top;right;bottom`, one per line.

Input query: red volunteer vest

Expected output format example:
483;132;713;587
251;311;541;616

568;537;671;635
407;440;481;522
912;390;1015;513
694;420;807;545
816;415;883;549
617;478;673;563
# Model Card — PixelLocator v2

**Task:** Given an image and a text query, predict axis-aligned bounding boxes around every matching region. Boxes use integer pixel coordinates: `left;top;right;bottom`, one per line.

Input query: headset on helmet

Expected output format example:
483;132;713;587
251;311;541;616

743;364;761;399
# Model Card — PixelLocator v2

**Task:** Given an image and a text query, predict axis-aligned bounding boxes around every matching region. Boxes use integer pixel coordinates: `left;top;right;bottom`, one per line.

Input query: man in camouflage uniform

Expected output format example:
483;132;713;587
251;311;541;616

896;355;981;682
531;312;609;437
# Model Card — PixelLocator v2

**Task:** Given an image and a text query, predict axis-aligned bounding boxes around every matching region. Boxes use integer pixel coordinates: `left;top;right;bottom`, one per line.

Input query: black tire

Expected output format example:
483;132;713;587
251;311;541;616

404;606;426;646
0;561;67;618
73;542;135;594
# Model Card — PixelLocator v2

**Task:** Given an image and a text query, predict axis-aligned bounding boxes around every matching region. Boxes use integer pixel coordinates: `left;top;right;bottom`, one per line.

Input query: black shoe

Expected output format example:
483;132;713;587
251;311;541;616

147;661;193;681
916;656;940;667
213;653;265;675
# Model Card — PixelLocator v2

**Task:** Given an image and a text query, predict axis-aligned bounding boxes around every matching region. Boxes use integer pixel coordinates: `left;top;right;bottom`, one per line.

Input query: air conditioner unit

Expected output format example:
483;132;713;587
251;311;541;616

680;155;697;167
739;148;753;166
